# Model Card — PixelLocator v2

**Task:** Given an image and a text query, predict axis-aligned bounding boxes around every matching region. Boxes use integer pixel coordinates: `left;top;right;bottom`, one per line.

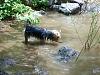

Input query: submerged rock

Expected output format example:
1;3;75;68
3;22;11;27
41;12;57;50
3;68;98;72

93;68;100;74
0;57;16;68
14;71;33;75
0;70;9;75
55;46;79;63
33;65;48;75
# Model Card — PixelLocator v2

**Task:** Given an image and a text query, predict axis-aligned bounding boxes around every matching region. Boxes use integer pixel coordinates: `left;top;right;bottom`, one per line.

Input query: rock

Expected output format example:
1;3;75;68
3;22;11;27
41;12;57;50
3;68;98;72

58;3;81;15
33;65;48;75
84;3;100;13
56;46;79;63
52;5;60;9
68;0;85;4
48;0;61;6
48;0;61;10
93;68;100;74
0;58;16;68
3;58;16;67
0;70;9;75
54;0;61;5
38;10;47;15
48;0;54;6
68;0;86;12
15;71;32;75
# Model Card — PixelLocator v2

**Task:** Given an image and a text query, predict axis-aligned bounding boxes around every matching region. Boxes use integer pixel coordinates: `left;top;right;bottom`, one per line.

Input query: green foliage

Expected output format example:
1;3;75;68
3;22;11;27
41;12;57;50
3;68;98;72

16;11;40;25
12;3;32;14
0;0;40;25
0;0;22;20
32;0;48;9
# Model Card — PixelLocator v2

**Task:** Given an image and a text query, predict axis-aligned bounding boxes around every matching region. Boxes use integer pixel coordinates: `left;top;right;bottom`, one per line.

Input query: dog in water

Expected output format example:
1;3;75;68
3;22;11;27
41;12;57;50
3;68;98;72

24;20;61;44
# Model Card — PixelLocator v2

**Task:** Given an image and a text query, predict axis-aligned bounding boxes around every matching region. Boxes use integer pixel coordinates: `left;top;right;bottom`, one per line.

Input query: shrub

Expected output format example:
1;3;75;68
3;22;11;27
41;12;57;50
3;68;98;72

32;0;48;10
0;0;21;20
0;0;40;24
12;3;32;14
16;11;40;25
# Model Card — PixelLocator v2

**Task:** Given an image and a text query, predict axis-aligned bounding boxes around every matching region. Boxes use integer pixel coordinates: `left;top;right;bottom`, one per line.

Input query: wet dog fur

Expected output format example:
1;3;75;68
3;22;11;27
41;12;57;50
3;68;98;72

24;20;61;44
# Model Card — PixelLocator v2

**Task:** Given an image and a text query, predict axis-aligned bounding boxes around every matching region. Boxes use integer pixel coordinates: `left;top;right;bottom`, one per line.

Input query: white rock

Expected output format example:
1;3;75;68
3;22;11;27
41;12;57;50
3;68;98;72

59;3;80;14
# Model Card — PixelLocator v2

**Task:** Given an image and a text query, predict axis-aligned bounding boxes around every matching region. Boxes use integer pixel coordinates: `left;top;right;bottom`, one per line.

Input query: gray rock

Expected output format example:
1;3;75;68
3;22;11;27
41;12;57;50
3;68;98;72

33;65;48;75
0;70;9;75
93;68;100;74
56;46;79;63
58;3;80;15
48;0;61;6
0;58;16;68
84;3;100;13
68;0;85;4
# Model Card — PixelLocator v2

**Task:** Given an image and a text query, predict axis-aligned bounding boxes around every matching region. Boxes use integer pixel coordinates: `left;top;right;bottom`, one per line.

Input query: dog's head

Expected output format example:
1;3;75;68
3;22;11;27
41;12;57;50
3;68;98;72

50;30;61;42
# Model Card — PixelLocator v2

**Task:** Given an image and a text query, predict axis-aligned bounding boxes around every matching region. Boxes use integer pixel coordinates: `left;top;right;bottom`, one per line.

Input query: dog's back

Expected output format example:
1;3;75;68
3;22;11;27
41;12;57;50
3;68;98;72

25;25;46;38
24;20;61;44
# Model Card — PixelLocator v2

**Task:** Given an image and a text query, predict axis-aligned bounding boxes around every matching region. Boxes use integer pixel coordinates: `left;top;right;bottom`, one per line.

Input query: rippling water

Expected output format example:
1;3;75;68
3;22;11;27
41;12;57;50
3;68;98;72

39;11;100;75
0;2;100;75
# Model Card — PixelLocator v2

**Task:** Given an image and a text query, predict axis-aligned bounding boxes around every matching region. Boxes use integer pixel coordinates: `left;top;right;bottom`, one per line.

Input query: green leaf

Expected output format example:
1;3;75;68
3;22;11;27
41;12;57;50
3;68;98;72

5;0;9;2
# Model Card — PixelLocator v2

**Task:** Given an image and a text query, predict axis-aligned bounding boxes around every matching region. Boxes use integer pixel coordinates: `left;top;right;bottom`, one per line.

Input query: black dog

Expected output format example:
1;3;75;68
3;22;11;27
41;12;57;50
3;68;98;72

24;20;61;44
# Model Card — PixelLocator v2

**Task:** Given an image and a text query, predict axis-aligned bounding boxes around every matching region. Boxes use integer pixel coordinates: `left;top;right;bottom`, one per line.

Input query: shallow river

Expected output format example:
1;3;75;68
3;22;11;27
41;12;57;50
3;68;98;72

0;11;100;75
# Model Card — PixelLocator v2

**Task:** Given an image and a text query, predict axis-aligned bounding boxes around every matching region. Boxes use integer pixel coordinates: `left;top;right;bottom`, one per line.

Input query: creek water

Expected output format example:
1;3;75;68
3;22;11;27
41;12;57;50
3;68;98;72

0;4;100;75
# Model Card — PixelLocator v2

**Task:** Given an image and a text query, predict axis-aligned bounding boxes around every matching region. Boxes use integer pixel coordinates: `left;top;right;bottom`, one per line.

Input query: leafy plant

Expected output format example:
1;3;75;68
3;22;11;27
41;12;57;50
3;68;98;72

32;0;48;10
0;0;40;25
16;11;40;25
0;0;22;20
12;3;32;14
